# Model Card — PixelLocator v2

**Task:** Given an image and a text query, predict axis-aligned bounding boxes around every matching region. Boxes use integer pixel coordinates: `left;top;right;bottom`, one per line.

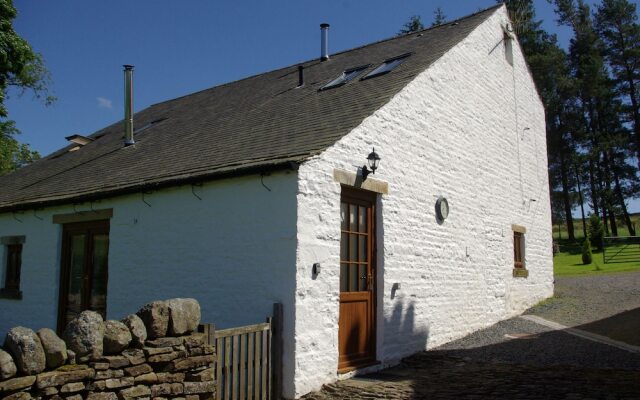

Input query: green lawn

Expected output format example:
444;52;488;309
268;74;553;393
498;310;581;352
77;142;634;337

554;242;640;276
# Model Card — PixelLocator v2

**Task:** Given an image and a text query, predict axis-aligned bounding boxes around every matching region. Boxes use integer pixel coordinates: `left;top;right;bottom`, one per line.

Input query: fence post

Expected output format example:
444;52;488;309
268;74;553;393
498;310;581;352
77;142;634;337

272;303;283;400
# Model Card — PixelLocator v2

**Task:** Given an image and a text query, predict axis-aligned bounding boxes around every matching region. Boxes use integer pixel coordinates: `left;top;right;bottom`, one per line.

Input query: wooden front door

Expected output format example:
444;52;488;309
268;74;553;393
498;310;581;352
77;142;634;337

58;220;110;333
338;187;376;371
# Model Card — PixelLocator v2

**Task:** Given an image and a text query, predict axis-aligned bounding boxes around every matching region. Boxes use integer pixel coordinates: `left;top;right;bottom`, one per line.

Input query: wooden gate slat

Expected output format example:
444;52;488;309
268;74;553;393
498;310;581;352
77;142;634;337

254;331;261;400
216;337;223;400
240;333;246;400
261;329;268;400
267;317;272;400
247;332;254;400
232;335;239;400
224;336;231;400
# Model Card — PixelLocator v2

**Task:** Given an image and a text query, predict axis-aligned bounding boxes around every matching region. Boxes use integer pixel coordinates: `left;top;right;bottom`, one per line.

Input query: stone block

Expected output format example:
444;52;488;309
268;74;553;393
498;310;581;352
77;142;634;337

67;349;76;364
148;351;184;363
100;355;130;368
156;372;185;383
90;362;110;370
122;349;145;366
86;379;106;391
40;386;58;396
103;320;132;354
36;365;94;389
125;363;153;377
136;301;169;339
37;328;67;369
184;381;215;394
134;372;158;384
4;326;46;375
186;368;213;382
150;382;184;397
105;376;134;389
119;384;151;399
60;381;85;393
145;337;183;348
3;392;32;400
167;355;214;372
0;348;17;380
166;298;201;336
143;346;173;357
86;392;118;400
0;375;36;392
63;310;104;362
183;334;206;349
65;395;82;400
122;314;147;348
96;368;124;379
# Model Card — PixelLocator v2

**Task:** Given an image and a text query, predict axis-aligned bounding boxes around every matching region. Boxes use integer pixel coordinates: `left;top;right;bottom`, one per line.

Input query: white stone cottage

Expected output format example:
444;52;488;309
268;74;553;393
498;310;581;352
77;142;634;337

0;5;553;398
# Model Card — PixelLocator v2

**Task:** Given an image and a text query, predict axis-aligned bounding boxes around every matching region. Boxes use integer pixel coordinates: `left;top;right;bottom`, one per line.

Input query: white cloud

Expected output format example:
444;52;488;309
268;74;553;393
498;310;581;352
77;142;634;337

96;96;113;109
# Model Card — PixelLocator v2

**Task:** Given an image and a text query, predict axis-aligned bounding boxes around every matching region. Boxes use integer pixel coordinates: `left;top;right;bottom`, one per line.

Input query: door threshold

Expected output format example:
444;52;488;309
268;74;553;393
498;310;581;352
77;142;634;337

337;361;381;376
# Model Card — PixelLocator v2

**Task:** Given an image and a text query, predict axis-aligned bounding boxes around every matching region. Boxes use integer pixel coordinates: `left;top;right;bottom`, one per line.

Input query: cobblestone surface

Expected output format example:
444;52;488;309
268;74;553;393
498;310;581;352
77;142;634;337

303;353;640;400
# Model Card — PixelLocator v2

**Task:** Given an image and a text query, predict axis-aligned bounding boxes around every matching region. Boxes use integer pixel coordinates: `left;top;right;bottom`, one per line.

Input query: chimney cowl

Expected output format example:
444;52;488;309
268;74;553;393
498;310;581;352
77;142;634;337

297;65;304;87
320;23;330;61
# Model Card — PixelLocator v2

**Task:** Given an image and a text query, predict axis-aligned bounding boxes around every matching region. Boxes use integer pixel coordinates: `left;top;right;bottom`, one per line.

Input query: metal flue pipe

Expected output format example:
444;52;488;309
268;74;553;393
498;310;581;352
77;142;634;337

320;23;330;61
123;65;135;146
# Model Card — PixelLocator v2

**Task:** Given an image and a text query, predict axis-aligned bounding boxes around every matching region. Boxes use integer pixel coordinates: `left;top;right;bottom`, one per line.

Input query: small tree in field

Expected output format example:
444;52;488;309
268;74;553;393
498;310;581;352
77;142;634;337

582;238;593;264
588;214;605;251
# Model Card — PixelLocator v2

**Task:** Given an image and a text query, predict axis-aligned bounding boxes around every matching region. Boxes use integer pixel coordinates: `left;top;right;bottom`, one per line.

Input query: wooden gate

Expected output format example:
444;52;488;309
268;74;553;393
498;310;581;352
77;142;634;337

200;303;283;400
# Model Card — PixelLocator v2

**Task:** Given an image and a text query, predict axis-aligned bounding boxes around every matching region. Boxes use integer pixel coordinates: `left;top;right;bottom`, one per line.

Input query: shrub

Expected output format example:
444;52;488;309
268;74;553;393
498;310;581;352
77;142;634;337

588;214;604;251
582;238;593;265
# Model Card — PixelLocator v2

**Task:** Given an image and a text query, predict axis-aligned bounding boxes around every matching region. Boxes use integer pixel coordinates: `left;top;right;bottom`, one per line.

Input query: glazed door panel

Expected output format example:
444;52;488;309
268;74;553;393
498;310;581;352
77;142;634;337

338;187;376;371
58;220;110;333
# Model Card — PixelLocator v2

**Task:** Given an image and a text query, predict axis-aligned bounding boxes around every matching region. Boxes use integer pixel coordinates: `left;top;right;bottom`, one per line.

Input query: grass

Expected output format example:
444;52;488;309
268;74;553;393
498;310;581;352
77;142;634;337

554;241;640;276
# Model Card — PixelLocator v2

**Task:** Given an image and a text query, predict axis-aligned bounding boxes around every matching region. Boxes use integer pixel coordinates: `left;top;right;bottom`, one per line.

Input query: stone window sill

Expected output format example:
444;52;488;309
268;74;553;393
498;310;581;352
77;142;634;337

0;288;22;300
512;268;529;278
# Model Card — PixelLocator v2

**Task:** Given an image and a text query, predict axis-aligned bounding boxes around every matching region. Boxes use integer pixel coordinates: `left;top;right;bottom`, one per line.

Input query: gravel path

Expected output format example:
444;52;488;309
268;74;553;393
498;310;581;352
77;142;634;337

435;316;640;370
525;271;640;327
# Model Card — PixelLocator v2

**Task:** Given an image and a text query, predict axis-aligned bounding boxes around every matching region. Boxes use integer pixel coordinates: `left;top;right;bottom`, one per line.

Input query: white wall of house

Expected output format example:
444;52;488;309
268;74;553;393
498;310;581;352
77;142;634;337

293;6;553;398
0;171;299;386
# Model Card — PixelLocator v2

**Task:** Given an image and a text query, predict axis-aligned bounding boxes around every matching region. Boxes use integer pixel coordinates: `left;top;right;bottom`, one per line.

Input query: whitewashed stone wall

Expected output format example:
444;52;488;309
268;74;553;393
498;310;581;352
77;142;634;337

293;6;553;398
0;171;298;392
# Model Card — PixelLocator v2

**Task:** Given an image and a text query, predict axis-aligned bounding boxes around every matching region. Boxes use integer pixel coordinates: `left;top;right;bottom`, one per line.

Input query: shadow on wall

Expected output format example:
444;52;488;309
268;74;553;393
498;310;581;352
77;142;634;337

383;298;430;363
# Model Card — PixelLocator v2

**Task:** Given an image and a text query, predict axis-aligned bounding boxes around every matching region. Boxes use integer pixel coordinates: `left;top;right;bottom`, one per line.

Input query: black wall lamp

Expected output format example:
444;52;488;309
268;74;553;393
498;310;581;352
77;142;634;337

362;148;381;180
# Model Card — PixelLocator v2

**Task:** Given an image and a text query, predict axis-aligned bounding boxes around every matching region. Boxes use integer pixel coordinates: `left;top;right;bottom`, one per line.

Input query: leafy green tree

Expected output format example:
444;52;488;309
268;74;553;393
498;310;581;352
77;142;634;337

552;0;639;237
398;15;424;35
588;213;605;250
595;0;640;166
0;0;53;174
432;7;447;27
502;0;579;241
581;238;593;264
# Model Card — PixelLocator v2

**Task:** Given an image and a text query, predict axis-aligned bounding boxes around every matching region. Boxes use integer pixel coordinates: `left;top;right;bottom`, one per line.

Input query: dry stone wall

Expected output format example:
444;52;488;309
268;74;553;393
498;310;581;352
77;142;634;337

0;298;215;400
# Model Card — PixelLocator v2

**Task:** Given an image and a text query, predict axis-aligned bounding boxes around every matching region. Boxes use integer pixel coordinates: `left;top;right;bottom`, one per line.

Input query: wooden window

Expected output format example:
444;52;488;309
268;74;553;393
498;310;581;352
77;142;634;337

1;236;25;299
514;231;525;269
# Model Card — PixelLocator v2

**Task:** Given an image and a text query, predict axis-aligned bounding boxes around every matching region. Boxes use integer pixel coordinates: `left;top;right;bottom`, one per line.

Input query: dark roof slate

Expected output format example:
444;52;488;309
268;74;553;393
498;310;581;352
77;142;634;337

0;5;501;212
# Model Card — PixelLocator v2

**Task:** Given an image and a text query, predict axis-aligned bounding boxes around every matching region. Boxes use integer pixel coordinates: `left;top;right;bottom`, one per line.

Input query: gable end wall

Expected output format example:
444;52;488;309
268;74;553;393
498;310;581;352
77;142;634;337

293;7;553;398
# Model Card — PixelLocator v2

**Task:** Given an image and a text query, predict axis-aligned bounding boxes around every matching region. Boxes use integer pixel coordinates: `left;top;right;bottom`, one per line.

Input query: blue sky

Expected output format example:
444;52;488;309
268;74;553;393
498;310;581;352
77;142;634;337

10;0;637;214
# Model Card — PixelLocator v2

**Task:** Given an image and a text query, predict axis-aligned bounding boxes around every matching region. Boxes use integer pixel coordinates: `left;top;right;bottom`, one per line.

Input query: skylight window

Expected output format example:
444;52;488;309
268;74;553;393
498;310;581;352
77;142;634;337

320;65;369;90
362;53;411;80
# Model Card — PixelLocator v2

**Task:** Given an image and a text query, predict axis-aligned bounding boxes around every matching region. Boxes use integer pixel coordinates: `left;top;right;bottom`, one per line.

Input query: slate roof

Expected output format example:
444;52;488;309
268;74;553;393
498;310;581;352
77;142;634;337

0;5;502;212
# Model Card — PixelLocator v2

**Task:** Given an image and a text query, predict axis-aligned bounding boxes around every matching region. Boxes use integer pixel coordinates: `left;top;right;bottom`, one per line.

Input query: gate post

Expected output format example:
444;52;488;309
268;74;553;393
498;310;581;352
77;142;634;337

272;303;284;400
